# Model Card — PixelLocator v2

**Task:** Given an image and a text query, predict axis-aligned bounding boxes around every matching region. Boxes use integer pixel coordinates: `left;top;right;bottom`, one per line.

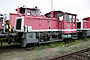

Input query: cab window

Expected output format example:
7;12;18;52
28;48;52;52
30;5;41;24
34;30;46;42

73;16;75;24
65;14;72;22
32;10;39;16
65;14;69;22
27;9;31;15
46;14;51;18
20;8;25;14
83;19;88;21
69;15;72;22
57;13;63;21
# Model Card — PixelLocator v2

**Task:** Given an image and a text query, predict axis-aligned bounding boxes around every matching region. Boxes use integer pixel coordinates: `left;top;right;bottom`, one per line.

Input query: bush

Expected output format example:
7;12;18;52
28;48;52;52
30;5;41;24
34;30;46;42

58;42;65;47
49;42;58;48
83;38;90;41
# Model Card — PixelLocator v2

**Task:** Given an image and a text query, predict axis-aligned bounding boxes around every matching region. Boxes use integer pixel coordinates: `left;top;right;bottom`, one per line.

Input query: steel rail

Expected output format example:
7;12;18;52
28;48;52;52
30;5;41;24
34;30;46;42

49;47;90;60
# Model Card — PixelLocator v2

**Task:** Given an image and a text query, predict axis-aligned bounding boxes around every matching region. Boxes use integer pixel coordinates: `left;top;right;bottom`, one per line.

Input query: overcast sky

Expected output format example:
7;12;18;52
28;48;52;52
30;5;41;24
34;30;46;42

0;0;90;20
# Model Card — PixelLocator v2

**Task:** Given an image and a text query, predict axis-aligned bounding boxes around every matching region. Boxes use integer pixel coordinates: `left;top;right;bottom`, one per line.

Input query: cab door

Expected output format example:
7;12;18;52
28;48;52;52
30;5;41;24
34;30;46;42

64;14;74;33
65;14;72;29
72;15;76;32
55;12;64;29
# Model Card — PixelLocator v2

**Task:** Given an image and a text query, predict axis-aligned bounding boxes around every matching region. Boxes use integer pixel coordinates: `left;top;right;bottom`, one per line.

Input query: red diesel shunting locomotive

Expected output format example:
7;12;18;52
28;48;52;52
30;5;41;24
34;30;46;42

0;6;89;47
77;17;90;38
8;7;77;47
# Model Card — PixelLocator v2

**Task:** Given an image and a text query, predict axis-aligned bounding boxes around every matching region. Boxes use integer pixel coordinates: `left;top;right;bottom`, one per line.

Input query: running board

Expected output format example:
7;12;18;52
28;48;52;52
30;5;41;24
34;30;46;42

72;37;78;39
39;39;63;44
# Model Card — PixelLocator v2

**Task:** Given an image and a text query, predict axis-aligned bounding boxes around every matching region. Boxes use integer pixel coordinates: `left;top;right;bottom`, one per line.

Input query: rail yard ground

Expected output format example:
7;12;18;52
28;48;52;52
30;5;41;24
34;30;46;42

0;38;90;60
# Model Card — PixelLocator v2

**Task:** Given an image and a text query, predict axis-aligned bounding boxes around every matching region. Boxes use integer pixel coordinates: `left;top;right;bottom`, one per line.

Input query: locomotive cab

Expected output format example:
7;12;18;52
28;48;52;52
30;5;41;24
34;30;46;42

45;11;77;39
59;13;77;39
16;7;41;16
15;7;44;32
82;17;90;29
77;17;90;38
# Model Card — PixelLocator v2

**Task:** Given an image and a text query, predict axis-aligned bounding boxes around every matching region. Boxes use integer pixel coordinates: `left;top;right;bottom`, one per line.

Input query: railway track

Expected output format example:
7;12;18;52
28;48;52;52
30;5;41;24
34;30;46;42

0;43;51;53
49;47;90;60
0;40;90;60
0;44;36;53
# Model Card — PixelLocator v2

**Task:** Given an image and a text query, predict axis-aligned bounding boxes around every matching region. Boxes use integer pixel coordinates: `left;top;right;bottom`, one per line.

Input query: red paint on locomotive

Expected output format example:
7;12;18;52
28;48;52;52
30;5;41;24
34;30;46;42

82;17;90;29
10;7;77;34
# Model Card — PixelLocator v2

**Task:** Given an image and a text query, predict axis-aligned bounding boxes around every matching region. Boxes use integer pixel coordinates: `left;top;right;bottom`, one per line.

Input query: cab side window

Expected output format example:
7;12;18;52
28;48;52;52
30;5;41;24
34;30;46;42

73;16;75;24
69;15;72;22
57;13;63;21
65;14;69;22
27;9;31;15
65;14;72;22
83;19;88;21
46;14;51;18
20;8;25;14
32;10;40;16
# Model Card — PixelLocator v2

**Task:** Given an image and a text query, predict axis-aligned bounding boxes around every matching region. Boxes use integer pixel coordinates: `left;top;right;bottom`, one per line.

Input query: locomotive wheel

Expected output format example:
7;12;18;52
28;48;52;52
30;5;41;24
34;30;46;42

8;38;12;44
79;32;87;39
81;33;87;39
20;39;27;47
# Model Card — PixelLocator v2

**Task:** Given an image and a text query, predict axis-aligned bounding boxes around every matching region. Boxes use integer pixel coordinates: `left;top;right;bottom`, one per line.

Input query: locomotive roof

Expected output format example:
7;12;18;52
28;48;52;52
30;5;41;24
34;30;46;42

45;11;77;16
65;12;77;16
83;17;90;20
19;7;40;10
